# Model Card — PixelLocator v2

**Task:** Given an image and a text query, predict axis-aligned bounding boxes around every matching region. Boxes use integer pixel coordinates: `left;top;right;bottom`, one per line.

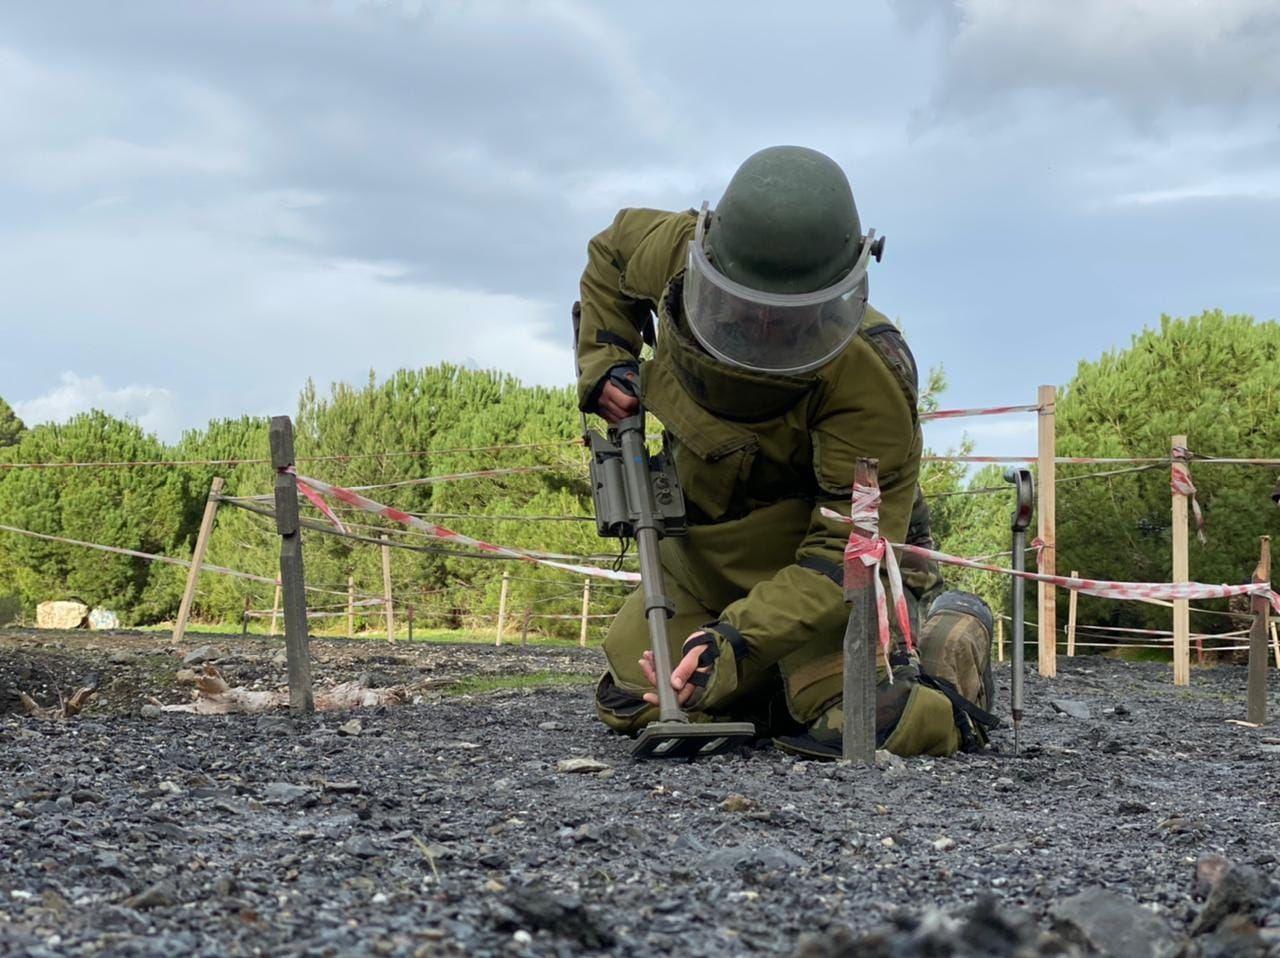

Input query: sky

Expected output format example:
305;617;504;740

3;0;1278;458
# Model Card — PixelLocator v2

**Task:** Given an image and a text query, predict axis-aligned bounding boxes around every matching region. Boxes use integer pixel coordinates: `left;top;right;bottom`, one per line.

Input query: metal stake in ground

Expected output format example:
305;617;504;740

269;415;315;715
1248;535;1270;725
1004;467;1035;754
841;458;879;765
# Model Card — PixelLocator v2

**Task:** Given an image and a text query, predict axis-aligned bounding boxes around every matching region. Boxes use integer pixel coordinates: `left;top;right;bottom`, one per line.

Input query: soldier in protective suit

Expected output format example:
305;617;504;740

575;145;997;757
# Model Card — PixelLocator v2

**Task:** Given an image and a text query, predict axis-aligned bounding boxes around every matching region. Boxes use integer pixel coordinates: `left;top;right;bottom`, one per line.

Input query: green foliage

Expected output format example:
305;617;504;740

0;411;194;622
0;398;24;448
1054;310;1280;631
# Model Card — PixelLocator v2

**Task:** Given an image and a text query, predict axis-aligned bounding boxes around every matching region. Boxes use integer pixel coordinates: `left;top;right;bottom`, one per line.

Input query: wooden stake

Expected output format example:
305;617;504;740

347;575;355;639
269;416;314;714
269;583;281;637
842;457;879;765
520;605;533;648
496;571;510;647
381;534;394;641
241;594;250;637
173;476;224;643
407;604;415;642
1171;435;1191;686
996;618;1004;663
579;579;591;648
1247;535;1270;725
1066;571;1079;657
1037;385;1057;677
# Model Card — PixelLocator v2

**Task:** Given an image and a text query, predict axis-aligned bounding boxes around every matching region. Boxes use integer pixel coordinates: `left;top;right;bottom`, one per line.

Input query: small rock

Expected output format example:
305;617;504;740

705;845;805;874
1050;698;1092;720
174;669;197;685
1196;854;1232;897
1052;887;1186;957
556;757;611;774
344;836;379;858
720;794;755;813
875;749;905;769
932;836;956;852
123;880;177;910
1190;863;1275;936
881;837;896;848
322;780;361;794
537;721;562;731
139;704;164;719
262;782;312;805
108;650;134;664
181;645;219;666
89;608;121;630
338;719;363;737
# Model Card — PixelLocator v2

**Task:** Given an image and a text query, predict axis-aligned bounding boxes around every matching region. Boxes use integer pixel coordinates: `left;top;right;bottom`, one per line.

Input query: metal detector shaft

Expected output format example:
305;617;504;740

617;416;684;724
1004;468;1035;755
1011;525;1026;753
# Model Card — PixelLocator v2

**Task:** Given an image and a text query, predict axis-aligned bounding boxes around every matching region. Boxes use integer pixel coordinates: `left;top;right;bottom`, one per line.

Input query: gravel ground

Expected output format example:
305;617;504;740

1;629;1278;956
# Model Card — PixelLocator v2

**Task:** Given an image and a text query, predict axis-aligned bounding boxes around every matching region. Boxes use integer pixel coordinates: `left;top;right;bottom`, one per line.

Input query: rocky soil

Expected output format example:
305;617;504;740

1;628;1278;956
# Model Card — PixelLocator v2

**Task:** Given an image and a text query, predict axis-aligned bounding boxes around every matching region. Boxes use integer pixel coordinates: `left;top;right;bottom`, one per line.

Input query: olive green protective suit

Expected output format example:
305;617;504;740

577;208;925;736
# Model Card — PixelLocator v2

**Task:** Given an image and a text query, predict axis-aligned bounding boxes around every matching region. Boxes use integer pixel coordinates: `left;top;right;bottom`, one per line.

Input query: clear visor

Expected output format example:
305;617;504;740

683;202;875;375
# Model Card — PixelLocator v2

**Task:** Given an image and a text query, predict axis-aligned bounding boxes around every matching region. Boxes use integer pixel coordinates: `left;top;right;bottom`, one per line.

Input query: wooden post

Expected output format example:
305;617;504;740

1037;385;1057;677
346;575;355;639
1247;536;1270;725
579;579;591;648
496;571;510;647
1171;436;1191;686
269;416;314;714
842;457;879;765
269;583;282;637
407;605;414;642
381;534;394;641
241;594;250;637
520;605;533;648
996;618;1004;663
1066;571;1079;657
173;476;224;643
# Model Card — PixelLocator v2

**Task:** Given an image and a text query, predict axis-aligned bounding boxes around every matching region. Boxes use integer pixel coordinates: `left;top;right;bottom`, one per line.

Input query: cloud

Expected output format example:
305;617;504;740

13;373;181;440
900;0;1280;125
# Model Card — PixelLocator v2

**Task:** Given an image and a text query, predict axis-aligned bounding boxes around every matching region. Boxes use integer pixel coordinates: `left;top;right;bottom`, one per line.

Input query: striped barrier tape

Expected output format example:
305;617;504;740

823;506;1280;614
293;473;640;583
920;403;1040;422
1171;447;1207;544
839;482;914;675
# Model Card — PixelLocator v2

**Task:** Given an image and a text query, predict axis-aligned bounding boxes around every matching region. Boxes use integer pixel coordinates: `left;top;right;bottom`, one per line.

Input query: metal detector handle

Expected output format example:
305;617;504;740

616;412;685;724
1004;468;1035;751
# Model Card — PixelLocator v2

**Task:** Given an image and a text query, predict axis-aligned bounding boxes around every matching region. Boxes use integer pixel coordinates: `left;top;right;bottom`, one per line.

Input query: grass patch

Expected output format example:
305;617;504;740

441;671;597;696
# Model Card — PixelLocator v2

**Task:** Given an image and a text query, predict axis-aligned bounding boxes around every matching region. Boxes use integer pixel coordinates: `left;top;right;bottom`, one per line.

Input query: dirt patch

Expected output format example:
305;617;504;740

0;630;1278;955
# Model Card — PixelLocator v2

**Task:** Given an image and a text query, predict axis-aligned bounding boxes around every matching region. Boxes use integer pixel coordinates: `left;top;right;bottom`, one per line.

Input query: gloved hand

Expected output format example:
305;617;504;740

592;362;640;423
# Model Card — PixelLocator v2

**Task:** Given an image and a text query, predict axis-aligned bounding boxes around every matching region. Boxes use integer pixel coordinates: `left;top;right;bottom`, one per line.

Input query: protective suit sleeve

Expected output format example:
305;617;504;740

576;208;697;410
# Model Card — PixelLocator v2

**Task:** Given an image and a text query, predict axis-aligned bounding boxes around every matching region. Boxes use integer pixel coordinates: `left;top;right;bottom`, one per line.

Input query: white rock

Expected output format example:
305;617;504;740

87;608;120;630
556;757;612;774
36;601;89;630
933;836;956;852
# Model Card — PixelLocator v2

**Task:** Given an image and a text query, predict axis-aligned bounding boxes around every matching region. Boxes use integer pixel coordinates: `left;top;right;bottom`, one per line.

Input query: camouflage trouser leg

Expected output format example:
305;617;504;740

594;571;790;735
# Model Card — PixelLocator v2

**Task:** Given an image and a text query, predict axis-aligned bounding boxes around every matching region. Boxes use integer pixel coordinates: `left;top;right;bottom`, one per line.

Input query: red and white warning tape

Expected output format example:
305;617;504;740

919;403;1040;422
292;473;640;583
834;484;914;676
822;509;1280;631
1170;447;1207;544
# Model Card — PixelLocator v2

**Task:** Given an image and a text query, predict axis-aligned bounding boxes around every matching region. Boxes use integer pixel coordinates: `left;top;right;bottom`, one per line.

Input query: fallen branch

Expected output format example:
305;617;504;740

161;664;408;715
20;682;98;720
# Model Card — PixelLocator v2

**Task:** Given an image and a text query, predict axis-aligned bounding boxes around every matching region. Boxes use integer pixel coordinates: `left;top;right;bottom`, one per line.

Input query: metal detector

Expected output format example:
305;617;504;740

1004;467;1034;754
573;304;753;760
